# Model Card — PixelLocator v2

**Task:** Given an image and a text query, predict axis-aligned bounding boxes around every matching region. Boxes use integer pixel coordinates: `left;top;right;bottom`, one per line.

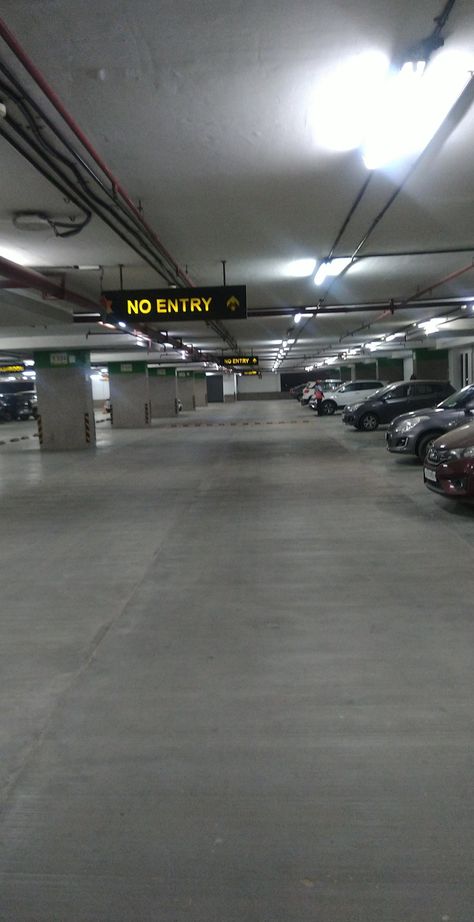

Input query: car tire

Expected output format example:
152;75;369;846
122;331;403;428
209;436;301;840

321;400;336;415
416;431;442;462
358;412;379;431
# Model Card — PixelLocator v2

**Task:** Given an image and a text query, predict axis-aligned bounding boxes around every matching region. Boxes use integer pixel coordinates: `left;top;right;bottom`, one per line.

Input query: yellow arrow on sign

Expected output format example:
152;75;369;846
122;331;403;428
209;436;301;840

226;296;240;311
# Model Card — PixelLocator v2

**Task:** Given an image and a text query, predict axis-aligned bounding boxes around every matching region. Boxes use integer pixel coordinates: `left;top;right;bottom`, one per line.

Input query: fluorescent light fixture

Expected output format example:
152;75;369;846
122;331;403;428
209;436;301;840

311;51;390;151
294;313;302;324
324;356;338;364
24;359;35;366
362;50;472;170
314;257;352;286
118;321;127;329
385;332;405;341
314;262;328;286
284;258;316;278
418;317;446;331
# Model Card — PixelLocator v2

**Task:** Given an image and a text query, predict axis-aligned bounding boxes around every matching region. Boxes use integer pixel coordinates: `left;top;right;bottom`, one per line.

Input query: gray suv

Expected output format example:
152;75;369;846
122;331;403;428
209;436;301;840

386;383;474;460
342;379;455;431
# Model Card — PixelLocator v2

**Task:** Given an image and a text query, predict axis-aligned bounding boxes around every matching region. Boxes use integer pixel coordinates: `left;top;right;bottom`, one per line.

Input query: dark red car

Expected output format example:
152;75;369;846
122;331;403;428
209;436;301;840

423;419;474;499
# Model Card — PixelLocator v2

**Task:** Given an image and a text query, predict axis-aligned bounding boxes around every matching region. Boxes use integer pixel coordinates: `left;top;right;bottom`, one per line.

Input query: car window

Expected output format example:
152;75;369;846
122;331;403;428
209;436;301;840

412;382;434;395
385;384;409;398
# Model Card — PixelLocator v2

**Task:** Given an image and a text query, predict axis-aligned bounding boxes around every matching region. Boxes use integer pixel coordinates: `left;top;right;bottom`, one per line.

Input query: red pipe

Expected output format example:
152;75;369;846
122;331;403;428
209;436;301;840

404;259;474;303
0;17;194;288
0;254;103;310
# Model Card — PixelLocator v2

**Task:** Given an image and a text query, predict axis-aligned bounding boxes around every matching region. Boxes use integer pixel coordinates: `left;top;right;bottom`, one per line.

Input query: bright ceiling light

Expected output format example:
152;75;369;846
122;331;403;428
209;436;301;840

362;50;472;170
0;245;34;266
314;263;328;286
311;51;389;151
314;257;352;286
294;313;302;324
284;258;316;278
385;332;405;341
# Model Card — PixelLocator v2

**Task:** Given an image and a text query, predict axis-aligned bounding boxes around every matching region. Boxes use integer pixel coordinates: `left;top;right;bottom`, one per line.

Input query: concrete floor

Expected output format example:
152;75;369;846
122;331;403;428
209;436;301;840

0;400;473;921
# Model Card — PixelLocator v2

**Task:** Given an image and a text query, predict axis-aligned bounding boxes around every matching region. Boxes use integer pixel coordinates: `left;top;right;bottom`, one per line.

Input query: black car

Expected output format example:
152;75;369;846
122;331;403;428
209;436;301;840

0;390;37;422
342;379;455;431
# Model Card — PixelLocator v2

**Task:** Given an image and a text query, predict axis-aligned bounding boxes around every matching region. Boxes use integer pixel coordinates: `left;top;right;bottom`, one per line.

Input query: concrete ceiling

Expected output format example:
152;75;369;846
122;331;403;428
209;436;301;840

1;0;474;371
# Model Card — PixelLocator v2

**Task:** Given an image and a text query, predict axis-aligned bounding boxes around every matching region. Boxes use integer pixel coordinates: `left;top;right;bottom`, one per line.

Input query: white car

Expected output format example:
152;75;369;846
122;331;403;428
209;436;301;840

317;380;385;415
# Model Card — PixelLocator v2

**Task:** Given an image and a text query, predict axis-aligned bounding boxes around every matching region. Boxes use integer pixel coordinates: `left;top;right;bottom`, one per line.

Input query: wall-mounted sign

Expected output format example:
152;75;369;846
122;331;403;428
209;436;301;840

0;363;25;374
102;286;247;322
108;361;147;375
34;350;90;369
241;370;260;375
223;356;258;367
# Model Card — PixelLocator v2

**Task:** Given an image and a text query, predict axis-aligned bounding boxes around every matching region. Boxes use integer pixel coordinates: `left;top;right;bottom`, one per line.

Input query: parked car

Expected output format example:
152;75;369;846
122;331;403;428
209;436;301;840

386;383;474;460
299;381;317;405
0;390;37;421
423;420;474;499
342;379;455;431
312;379;384;414
289;383;307;399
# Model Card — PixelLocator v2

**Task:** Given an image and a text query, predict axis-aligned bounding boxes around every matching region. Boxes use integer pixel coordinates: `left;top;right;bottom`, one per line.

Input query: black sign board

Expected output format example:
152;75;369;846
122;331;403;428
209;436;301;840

223;356;258;367
241;370;260;376
102;286;247;322
0;363;25;374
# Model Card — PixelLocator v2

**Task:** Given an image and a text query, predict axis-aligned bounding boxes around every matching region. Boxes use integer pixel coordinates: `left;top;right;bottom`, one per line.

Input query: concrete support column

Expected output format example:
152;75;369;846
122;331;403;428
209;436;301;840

176;370;195;410
108;361;151;428
223;373;237;402
193;372;208;408
34;350;96;451
148;366;177;418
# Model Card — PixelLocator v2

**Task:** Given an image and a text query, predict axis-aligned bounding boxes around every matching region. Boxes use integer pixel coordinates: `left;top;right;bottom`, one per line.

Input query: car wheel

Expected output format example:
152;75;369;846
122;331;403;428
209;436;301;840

416;431;441;462
358;412;379;431
321;400;336;415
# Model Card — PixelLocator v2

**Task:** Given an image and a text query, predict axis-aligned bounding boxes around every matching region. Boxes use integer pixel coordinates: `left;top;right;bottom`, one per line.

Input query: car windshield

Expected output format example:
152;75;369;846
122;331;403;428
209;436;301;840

437;384;474;410
437;384;474;409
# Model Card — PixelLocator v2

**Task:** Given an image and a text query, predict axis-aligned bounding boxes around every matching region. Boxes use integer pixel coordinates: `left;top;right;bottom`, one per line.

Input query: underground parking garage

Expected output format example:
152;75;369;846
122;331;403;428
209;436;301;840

1;0;474;917
1;400;474;921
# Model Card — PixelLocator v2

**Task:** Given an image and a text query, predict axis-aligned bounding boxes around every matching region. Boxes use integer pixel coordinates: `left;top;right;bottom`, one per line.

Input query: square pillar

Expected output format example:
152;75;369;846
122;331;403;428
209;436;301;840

108;361;151;428
176;370;195;411
193;372;208;408
34;350;96;451
148;366;177;417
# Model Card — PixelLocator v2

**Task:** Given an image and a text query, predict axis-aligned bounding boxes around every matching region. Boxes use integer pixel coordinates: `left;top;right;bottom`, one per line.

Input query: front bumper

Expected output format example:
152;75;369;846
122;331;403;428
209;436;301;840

424;460;474;497
386;430;416;454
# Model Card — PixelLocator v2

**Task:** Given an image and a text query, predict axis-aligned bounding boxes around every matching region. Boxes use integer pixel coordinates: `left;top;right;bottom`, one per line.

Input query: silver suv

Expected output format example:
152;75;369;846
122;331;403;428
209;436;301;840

319;379;384;415
386;383;474;460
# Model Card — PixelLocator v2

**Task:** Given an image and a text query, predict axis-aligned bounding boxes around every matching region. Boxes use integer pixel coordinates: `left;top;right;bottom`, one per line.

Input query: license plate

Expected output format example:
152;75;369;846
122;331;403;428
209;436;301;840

424;467;437;482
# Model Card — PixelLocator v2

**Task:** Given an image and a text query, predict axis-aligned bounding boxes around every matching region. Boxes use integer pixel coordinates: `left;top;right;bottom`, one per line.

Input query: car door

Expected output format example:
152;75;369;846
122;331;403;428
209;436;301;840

379;383;410;422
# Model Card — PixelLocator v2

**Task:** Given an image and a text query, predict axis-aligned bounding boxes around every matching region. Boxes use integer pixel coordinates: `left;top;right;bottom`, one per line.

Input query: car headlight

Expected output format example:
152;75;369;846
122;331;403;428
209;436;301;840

447;446;474;460
396;415;430;433
346;402;362;412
